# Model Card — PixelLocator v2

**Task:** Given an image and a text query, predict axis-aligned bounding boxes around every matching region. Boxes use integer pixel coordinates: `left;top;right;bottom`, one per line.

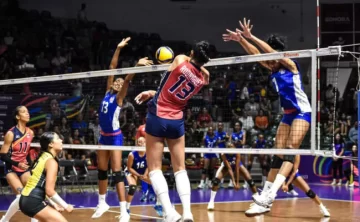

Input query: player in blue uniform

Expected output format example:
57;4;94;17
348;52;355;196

207;143;258;210
216;122;228;149
223;18;312;208
229;122;246;188
248;134;270;186
125;137;163;216
198;126;218;189
92;38;153;222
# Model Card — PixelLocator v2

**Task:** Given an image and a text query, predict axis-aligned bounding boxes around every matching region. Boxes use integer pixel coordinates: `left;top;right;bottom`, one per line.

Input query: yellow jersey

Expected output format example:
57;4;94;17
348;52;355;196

22;152;55;200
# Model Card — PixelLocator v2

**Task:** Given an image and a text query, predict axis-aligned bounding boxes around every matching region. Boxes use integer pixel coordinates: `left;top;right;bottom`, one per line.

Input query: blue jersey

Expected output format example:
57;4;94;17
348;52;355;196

270;62;311;113
216;131;227;148
99;92;121;134
255;139;266;149
205;134;217;148
231;131;245;148
130;151;147;175
225;154;237;166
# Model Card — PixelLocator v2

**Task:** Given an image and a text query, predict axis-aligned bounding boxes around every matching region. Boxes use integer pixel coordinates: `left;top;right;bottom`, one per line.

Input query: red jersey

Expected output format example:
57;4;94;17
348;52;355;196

136;124;146;139
8;127;33;172
148;61;205;119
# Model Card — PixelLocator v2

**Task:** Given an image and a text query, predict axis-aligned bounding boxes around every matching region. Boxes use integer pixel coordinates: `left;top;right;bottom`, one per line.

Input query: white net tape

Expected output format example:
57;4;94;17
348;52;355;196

0;46;342;157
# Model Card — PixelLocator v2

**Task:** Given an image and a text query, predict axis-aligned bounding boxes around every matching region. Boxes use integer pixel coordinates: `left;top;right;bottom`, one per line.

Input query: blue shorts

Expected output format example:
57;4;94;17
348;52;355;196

281;112;311;126
204;153;218;159
145;112;184;139
99;133;123;146
4;165;30;177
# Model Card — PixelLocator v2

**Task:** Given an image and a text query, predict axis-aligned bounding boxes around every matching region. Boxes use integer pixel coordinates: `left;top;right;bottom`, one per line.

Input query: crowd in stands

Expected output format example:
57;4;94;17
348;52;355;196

1;2;348;175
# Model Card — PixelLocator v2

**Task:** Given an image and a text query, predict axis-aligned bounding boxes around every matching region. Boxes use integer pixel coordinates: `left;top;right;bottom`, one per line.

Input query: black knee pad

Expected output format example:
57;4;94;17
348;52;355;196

128;185;137;196
306;189;316;199
283;148;295;164
98;169;108;180
246;179;255;187
270;155;283;169
208;169;214;178
288;183;294;192
212;178;221;187
114;171;125;184
202;168;208;175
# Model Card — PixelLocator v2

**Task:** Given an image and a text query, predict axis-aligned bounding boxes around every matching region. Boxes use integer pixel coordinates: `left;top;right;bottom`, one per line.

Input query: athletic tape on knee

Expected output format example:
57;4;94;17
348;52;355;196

202;168;208;175
270;155;283;169
246;179;255;187
306;189;316;199
128;185;137;196
98;169;108;180
212;178;221;187
113;171;125;184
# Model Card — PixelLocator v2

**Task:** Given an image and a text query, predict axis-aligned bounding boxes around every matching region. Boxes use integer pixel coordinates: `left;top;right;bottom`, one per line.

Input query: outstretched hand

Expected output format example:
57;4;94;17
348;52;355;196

134;91;152;105
222;29;243;42
117;37;131;49
238;18;253;39
137;57;154;66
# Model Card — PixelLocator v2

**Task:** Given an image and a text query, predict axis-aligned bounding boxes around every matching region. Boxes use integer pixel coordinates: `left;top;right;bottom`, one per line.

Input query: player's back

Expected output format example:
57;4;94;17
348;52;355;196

131;151;147;174
99;92;121;134
148;61;205;120
8;127;33;172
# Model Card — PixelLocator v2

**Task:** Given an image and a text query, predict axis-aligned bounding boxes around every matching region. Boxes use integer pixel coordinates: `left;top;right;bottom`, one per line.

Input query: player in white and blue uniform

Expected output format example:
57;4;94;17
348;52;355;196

222;19;313;210
125;137;163;216
207;143;258;210
198;126;218;189
216;122;228;148
92;38;153;222
231;122;246;148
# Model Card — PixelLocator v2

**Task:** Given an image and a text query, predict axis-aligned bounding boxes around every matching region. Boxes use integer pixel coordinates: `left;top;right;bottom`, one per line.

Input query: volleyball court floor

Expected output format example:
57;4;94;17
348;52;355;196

0;184;359;221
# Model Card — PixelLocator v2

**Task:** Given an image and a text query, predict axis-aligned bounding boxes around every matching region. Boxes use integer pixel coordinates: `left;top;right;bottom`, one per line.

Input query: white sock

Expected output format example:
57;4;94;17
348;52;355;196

209;190;217;203
30;218;38;222
98;194;106;204
149;170;173;215
269;174;286;195
205;178;209;184
221;178;224;183
263;181;273;192
262;176;267;184
126;202;131;210
120;201;127;214
200;179;204;185
175;170;191;215
319;203;324;207
156;198;161;206
2;194;20;221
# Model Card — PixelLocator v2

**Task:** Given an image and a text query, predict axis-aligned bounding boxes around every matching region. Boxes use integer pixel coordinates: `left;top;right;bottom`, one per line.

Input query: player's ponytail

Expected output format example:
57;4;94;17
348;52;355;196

192;41;211;65
12;106;24;125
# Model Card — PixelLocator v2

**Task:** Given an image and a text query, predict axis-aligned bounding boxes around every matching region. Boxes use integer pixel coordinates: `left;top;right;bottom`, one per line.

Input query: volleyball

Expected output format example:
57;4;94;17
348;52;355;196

155;46;174;64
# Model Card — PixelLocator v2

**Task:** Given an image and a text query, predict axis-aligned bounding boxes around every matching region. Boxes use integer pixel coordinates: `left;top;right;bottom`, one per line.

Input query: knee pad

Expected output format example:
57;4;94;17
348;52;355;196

283;148;295;164
202;168;208;175
128;185;137;196
246;179;255;187
306;189;316;199
98;169;108;180
270;155;283;169
288;183;294;192
212;178;221;187
114;171;125;184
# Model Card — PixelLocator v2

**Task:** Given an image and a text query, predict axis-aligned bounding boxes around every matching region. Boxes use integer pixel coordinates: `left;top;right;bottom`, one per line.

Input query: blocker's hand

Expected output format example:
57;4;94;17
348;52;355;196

135;91;152;105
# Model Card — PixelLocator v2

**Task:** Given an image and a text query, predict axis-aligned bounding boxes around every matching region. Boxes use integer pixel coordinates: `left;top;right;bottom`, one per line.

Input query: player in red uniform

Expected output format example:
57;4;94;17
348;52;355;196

0;106;37;222
135;41;211;222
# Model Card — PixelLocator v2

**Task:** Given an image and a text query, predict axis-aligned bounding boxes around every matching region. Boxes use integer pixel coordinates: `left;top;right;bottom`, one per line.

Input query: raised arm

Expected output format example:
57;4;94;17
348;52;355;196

239;18;298;73
116;57;153;106
223;29;271;70
107;37;131;92
134;90;157;105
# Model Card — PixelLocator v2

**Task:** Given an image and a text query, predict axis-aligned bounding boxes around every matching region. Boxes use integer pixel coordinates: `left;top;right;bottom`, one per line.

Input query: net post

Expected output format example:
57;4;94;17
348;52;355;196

358;91;360;185
311;50;317;155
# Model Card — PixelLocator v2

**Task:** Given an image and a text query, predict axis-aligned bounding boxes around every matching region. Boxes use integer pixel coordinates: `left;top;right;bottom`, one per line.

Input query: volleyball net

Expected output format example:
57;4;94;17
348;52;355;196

0;46;344;157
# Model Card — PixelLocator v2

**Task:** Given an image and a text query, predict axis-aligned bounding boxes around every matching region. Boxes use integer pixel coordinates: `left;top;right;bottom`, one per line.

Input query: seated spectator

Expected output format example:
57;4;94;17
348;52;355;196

245;95;260;118
255;109;269;133
33;128;44;143
339;113;348;137
185;108;196;129
239;111;255;134
186;121;203;148
51;50;67;74
260;97;272;116
53;125;65;140
71;113;88;136
197;107;212;130
88;115;100;144
45;98;66;131
348;121;358;145
60;117;71;143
